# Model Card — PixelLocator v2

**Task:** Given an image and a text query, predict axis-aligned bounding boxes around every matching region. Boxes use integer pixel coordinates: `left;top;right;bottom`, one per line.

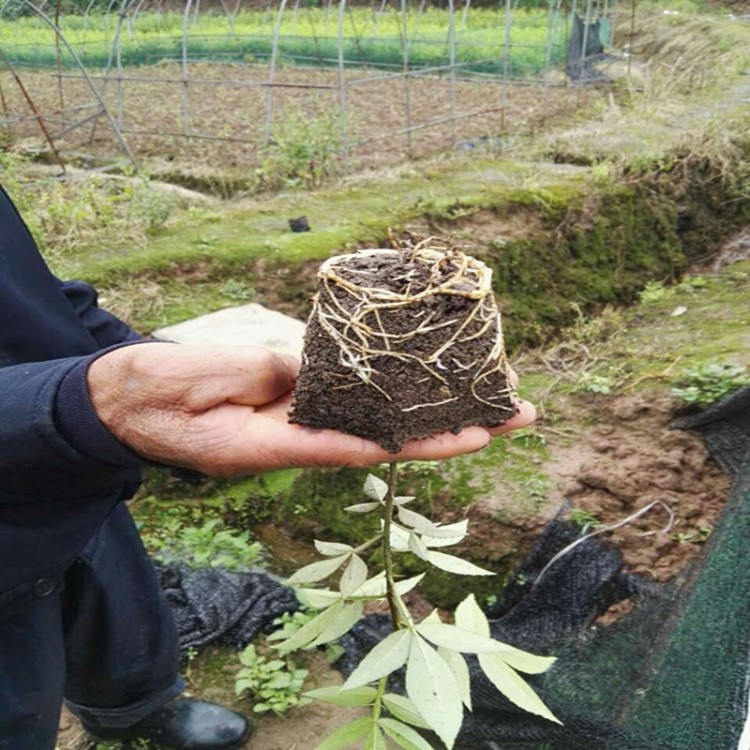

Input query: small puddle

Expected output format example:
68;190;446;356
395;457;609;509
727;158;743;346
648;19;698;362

254;521;319;576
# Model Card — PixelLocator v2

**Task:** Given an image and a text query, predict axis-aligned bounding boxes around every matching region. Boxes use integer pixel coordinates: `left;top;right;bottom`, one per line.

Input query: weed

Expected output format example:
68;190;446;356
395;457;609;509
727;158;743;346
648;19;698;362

151;519;263;571
259;110;342;191
234;644;310;715
673;526;712;544
268;610;345;664
573;372;616;395
638;280;674;304
670;363;749;406
220;279;255;302
569;508;604;535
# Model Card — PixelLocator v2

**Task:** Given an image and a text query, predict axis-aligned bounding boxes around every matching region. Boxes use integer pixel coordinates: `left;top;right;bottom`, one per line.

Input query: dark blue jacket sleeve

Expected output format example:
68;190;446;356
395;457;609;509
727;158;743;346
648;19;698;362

58;279;141;347
0;355;144;500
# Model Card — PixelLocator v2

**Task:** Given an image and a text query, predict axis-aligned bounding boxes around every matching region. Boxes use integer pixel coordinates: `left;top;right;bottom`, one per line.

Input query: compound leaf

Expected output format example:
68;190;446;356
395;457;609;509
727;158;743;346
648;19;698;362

406;635;463;749
314;717;373;750
380;718;435;750
305;685;377;707
343;628;413;690
310;601;364;648
315;540;355;556
426;551;494;577
364;474;388;502
382;694;431;730
478;653;561;725
438;647;472;711
287;555;350;585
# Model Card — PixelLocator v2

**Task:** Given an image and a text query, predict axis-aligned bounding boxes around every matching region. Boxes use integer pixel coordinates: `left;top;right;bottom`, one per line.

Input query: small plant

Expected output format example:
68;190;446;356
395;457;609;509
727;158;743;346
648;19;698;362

638;280;674;304
573;372;616;395
259;110;342;190
569;508;604;535
220;279;255;302
151;519;263;571
277;469;559;750
235;644;310;715
670;363;749;406
268;610;345;664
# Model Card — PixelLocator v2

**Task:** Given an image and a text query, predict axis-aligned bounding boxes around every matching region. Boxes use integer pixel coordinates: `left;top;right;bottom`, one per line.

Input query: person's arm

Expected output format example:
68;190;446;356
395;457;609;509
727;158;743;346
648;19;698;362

58;279;142;347
0;354;144;502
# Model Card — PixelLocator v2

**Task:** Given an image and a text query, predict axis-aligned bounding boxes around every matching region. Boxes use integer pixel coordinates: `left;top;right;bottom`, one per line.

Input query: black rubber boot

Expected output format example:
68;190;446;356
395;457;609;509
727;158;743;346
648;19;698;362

82;698;252;750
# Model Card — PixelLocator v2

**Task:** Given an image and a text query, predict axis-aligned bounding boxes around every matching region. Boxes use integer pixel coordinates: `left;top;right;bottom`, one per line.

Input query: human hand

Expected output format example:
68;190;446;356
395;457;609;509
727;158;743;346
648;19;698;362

88;344;536;476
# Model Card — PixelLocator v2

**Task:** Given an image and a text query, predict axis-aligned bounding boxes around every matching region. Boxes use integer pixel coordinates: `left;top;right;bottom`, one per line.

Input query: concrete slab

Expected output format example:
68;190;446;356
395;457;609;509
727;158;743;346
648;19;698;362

154;303;306;357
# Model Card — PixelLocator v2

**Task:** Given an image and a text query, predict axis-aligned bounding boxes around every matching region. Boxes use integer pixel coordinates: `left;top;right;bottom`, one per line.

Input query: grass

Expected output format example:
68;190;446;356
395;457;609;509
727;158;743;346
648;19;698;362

2;7;578;77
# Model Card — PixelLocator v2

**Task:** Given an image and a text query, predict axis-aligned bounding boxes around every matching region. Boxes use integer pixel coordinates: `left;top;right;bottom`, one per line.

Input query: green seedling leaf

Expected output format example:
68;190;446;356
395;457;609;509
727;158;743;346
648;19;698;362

310;601;364;647
305;685;377;707
365;724;386;750
496;646;557;675
382;694;431;730
406;635;463;750
350;572;425;599
398;506;438;535
340;554;368;597
344;502;381;514
438;648;472;711
478;653;561;725
454;594;490;637
380;718;435;750
314;717;373;750
294;587;341;609
364;474;389;502
417;623;509;654
408;533;429;560
390;523;411;552
343;628;413;690
421;520;470;540
287;555;349;585
315;540;355;556
426;551;494;577
395;496;415;505
275;600;344;654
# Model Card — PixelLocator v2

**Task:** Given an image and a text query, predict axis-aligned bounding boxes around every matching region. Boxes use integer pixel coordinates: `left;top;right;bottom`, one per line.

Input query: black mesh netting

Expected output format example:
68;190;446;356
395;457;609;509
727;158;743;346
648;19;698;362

159;384;750;750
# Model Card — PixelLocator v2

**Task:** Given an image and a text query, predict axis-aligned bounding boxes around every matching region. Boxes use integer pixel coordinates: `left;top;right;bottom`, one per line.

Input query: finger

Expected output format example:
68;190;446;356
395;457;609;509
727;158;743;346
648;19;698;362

487;399;536;436
222;349;300;407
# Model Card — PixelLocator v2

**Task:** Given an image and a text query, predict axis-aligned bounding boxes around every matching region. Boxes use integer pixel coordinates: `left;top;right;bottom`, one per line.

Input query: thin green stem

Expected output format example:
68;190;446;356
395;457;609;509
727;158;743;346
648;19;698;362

382;461;403;630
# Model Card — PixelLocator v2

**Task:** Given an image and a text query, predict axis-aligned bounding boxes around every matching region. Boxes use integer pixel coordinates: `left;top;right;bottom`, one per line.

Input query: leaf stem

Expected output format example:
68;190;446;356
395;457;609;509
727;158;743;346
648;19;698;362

383;461;404;630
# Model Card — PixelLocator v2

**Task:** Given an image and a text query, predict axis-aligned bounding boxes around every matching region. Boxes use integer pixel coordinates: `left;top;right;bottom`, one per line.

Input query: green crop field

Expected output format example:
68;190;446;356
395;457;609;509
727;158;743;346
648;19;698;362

0;7;592;77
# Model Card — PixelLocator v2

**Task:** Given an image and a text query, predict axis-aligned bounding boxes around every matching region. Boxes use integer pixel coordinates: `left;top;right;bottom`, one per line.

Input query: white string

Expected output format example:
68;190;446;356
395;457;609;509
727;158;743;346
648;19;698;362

534;500;676;586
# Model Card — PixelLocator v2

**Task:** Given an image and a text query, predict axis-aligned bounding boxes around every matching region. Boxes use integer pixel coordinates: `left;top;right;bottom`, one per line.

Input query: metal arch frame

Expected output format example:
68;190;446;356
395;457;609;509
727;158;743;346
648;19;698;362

0;0;137;167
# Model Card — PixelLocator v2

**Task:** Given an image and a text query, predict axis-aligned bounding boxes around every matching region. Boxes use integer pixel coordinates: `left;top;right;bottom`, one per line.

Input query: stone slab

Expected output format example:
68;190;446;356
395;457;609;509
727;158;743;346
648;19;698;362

154;303;306;357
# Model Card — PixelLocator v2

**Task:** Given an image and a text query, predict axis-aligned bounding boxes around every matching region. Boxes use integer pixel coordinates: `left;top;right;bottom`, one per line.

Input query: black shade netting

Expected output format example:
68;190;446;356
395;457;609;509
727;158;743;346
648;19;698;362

339;386;750;750
567;14;608;82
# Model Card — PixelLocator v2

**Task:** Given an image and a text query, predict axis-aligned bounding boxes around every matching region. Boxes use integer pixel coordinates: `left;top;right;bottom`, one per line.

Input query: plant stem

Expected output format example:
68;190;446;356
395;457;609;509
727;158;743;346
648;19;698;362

382;461;403;630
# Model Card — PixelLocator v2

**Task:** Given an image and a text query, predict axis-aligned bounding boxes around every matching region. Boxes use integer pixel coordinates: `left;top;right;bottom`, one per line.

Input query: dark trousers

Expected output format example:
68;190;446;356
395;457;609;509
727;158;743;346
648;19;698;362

0;502;183;750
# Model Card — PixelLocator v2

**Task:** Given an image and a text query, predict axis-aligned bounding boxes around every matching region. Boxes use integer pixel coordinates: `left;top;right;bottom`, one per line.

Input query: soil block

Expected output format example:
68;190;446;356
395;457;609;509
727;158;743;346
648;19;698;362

289;243;517;452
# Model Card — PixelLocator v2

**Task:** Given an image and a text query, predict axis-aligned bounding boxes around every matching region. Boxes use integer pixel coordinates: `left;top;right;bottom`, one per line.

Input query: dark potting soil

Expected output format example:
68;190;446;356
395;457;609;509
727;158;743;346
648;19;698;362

290;251;517;452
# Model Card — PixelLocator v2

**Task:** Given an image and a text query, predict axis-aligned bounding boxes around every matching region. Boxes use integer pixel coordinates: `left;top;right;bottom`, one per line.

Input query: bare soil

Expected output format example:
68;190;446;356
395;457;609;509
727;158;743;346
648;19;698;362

2;63;590;177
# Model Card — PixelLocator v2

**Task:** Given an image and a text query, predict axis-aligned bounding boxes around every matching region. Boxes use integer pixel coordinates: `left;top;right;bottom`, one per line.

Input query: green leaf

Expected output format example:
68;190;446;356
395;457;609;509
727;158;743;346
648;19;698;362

343;628;413;690
406;635;463;750
395;496;415;505
309;601;364;647
365;724;386;750
315;540;355;556
287;555;350;585
497;647;557;675
295;587;341;609
380;718;435;750
417;623;510;654
234;677;256;696
344;502;381;514
340;554;368;597
398;506;438;534
389;523;411;552
408;533;429;561
275;601;344;654
364;474;388;502
314;717;373;750
454;594;490;637
437;648;472;711
351;572;425;600
426;551;494;577
477;653;561;725
382;694;431;730
305;685;377;707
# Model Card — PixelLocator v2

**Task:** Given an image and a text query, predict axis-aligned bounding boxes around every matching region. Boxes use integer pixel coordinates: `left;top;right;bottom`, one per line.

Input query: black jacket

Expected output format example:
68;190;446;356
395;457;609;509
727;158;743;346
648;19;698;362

0;184;143;609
